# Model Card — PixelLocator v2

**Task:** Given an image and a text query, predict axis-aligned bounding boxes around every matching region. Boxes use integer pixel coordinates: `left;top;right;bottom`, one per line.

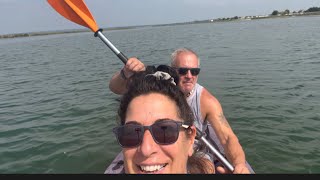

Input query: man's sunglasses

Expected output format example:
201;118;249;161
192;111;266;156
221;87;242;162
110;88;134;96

176;68;201;76
112;119;190;148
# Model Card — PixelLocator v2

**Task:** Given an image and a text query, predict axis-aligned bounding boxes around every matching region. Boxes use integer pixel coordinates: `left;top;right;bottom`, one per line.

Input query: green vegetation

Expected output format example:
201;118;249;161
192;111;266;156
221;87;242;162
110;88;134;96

271;6;320;16
305;7;320;12
0;29;89;39
167;6;320;26
0;26;135;39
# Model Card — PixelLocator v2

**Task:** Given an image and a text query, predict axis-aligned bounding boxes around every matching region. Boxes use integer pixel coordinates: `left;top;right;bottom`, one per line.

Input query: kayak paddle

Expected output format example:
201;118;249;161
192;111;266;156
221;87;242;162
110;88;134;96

47;0;128;64
196;127;235;172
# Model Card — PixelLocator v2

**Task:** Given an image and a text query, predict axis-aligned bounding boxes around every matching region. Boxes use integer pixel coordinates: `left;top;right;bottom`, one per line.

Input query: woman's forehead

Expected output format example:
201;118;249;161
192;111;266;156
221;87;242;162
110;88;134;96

126;93;180;124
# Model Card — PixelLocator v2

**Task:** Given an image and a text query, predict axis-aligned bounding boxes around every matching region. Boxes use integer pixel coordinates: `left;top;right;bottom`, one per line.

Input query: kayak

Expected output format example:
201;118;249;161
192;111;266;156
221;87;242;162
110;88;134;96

104;125;255;174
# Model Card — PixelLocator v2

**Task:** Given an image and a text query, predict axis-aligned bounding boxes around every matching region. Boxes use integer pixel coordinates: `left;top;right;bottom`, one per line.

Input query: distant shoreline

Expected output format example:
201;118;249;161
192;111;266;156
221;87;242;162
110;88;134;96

0;26;136;39
1;12;319;39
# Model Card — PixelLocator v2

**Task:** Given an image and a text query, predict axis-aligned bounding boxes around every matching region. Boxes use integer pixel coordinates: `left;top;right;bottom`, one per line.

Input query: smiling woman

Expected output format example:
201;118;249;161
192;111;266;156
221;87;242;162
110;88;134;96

111;66;215;174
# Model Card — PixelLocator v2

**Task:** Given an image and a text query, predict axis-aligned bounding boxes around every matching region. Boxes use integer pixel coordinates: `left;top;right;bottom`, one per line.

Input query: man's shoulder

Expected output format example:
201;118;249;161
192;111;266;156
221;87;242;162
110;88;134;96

199;86;220;104
199;85;215;97
199;87;224;114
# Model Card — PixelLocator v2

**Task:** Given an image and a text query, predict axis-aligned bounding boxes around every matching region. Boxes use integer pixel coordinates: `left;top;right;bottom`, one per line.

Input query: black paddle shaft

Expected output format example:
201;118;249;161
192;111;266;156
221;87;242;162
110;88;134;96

94;29;128;64
195;127;235;172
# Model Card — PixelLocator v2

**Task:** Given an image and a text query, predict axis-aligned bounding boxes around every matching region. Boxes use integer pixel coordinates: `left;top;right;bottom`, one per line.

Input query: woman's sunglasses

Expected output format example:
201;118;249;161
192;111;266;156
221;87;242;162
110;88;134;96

113;119;190;148
176;68;201;76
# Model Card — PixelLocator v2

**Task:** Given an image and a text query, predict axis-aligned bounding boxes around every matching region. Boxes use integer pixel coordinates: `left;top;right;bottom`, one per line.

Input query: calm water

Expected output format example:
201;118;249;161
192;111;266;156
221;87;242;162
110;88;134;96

0;16;320;174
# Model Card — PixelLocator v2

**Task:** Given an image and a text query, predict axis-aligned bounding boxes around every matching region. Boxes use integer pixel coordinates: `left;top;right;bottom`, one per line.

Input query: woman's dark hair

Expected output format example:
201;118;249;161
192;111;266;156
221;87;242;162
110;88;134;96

117;64;214;174
118;64;190;125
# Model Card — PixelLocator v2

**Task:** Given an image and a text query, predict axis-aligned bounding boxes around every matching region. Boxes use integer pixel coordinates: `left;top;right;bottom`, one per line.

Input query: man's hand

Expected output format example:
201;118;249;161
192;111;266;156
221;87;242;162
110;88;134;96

122;57;146;78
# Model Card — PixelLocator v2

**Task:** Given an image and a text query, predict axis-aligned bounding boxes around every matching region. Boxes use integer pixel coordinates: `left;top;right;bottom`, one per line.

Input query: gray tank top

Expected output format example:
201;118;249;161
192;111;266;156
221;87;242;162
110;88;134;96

186;83;208;132
187;83;213;154
187;83;226;161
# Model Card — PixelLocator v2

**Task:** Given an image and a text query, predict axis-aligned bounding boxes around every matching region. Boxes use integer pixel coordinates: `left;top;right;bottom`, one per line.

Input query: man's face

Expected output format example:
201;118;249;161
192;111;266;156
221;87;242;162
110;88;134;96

173;52;200;95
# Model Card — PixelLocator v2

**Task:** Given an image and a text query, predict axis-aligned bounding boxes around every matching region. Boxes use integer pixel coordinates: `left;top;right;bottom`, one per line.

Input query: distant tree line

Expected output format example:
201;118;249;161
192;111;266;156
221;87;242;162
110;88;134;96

271;6;320;16
305;7;320;12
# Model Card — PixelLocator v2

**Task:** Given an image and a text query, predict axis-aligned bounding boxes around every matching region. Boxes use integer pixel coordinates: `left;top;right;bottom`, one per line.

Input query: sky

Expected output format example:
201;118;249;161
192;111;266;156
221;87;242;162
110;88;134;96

0;0;319;35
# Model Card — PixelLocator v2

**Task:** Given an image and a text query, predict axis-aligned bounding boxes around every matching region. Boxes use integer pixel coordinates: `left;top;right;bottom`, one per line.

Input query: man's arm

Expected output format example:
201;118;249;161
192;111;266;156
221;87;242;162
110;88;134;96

201;88;250;174
109;70;129;95
109;57;145;95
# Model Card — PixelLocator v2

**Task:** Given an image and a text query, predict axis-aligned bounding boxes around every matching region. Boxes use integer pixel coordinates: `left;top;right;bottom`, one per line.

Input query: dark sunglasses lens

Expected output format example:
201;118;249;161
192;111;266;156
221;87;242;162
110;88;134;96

152;121;179;144
115;125;143;147
178;68;200;76
178;68;188;75
190;68;200;75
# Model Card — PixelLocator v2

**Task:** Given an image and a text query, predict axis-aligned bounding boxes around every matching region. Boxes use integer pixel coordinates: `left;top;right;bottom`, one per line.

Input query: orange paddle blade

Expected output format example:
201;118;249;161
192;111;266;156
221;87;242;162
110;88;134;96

47;0;99;32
